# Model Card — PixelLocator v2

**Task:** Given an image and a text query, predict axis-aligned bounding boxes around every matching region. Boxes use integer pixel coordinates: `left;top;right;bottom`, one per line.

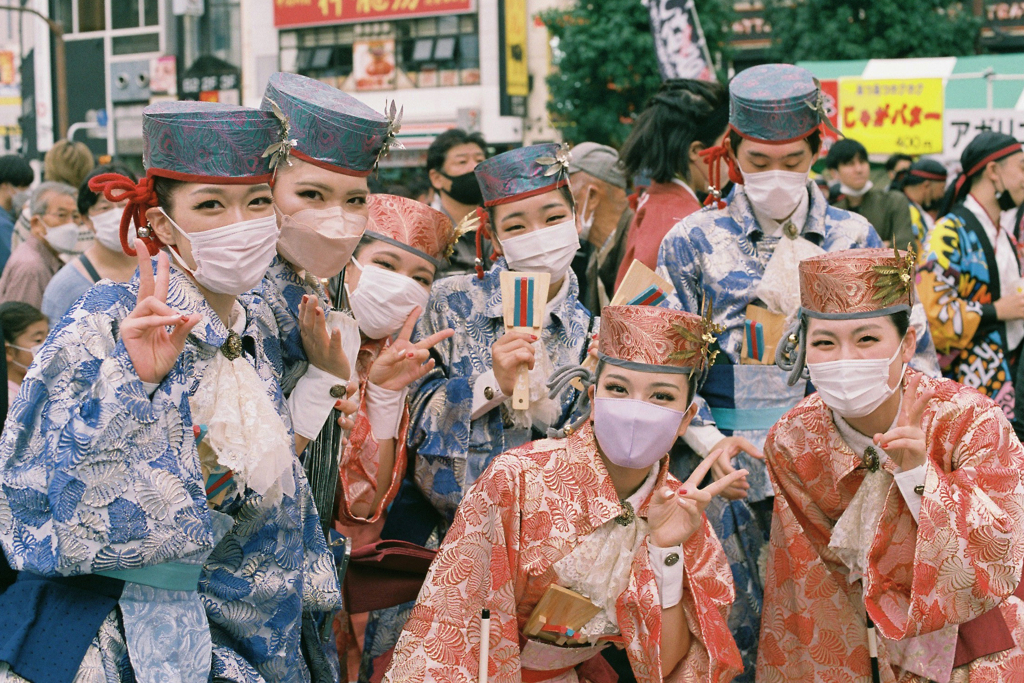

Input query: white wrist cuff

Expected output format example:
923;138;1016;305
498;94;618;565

649;542;685;609
471;369;506;420
289;365;348;440
365;382;407;440
682;424;726;458
894;464;926;522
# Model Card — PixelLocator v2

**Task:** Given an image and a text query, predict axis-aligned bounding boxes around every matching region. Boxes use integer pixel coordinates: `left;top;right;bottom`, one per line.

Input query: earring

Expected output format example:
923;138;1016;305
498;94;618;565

137;224;152;238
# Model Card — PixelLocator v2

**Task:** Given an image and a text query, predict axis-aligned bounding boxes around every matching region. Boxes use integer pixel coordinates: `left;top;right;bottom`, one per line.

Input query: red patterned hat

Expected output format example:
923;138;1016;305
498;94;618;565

799;247;916;319
599;304;721;377
365;194;456;268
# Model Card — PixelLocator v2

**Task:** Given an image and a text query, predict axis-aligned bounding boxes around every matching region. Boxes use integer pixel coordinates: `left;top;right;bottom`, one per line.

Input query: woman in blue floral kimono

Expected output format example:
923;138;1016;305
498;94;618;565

360;143;593;681
0;101;339;683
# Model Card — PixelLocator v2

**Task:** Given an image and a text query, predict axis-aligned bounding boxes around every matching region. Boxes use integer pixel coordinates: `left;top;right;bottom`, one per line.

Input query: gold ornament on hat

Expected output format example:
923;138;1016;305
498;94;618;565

807;78;844;139
536;143;572;178
376;100;405;169
445;210;481;261
669;297;724;378
870;244;916;307
262;99;298;171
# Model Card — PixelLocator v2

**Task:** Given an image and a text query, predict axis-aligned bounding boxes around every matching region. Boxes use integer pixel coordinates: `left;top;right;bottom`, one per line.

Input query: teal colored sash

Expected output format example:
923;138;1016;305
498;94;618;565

96;561;202;592
709;405;792;432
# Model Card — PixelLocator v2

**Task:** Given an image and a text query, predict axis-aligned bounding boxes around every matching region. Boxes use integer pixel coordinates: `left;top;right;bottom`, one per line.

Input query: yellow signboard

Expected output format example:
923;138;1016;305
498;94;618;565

838;78;944;155
503;0;528;98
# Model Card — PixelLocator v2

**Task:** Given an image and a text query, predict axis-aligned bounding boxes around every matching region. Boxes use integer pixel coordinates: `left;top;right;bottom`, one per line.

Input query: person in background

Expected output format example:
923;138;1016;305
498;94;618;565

408;177;434;206
568;142;633;312
828;138;916;250
919;131;1024;429
0;155;34;273
0;182;81;308
41;164;139;325
43;138;95;188
893;158;948;247
426;128;487;275
0;301;46;404
884;152;914;190
616;79;730;288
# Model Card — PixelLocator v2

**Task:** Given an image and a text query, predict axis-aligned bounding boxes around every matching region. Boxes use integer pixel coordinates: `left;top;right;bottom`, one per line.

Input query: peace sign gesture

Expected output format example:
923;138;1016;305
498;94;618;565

873;372;936;472
367;307;454;391
648;454;748;548
122;248;203;385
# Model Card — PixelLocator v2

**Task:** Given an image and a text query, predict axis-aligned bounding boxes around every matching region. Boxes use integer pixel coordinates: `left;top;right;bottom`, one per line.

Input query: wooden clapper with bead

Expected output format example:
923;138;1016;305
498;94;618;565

523;584;602;646
741;303;787;365
500;271;550;410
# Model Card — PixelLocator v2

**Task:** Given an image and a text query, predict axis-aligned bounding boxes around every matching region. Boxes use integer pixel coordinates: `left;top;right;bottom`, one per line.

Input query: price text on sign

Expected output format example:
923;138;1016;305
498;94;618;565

274;0;474;28
838;78;944;155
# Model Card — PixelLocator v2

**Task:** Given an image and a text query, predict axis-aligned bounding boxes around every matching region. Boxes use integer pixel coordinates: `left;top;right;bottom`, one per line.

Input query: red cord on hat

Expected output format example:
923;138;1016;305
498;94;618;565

698;145;741;209
88;173;162;257
474;206;490;280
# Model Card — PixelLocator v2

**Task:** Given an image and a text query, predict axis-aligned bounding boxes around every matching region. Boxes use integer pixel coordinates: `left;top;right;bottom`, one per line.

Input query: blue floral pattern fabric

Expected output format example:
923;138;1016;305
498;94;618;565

0;266;339;683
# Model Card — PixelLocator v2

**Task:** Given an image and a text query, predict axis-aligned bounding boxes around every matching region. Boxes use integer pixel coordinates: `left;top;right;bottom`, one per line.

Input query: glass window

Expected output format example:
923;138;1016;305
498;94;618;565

52;0;73;32
412;38;433;62
112;32;159;54
416;18;436;36
434;36;456;61
459;15;475;33
111;0;141;29
437;15;458;35
294;48;314;71
280;31;298;49
458;34;478;68
144;0;159;26
310;47;333;69
78;0;105;32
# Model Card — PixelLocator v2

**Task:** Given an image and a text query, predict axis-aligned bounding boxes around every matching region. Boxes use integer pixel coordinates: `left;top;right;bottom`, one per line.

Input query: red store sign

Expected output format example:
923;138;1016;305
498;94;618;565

275;0;475;28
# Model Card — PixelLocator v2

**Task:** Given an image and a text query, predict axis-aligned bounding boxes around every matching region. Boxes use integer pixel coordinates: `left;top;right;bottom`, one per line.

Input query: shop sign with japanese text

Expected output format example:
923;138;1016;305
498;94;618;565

838;78;944;155
275;0;474;28
943;109;1024;162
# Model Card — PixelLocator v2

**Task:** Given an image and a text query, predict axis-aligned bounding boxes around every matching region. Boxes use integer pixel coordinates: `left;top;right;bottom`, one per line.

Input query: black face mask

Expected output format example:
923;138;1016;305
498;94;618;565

441;170;484;206
997;186;1019;212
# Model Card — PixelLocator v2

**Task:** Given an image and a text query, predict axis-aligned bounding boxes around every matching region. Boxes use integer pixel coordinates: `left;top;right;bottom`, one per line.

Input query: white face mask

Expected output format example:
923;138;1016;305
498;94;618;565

741;167;810;221
807;339;906;419
162;208;280;296
577;192;594;243
91;208;133;253
348;258;431;339
43;220;82;254
500;218;580;281
9;342;41;371
276;205;367;279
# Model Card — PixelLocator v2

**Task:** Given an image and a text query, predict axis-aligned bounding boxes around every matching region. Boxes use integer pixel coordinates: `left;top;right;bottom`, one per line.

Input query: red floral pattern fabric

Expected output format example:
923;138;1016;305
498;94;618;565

383;422;743;683
759;371;1024;682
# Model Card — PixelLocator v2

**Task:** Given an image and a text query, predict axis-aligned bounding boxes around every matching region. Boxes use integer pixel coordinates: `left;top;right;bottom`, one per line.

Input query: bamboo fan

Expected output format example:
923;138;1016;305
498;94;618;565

499;271;550;410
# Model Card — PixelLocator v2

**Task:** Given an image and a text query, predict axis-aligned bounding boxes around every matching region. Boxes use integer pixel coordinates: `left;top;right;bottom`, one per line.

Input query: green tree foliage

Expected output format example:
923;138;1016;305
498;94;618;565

540;0;734;147
763;0;982;62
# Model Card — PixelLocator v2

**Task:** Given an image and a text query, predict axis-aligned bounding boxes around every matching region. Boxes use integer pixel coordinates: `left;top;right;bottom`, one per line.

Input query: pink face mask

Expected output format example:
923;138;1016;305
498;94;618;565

592;397;687;470
276;206;367;278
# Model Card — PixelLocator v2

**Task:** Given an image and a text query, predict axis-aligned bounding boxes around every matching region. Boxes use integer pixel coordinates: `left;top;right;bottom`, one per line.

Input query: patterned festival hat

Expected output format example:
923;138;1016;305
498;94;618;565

474;142;571;208
365;194;457;269
90;101;283;257
143;100;280;182
729;64;823;143
261;72;397;177
799;247;916;319
599;304;722;377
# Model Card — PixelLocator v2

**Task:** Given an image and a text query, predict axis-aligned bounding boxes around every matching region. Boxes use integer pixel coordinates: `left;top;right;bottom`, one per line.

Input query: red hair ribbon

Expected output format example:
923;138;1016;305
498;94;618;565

88;173;162;257
698;145;741;209
474;205;490;280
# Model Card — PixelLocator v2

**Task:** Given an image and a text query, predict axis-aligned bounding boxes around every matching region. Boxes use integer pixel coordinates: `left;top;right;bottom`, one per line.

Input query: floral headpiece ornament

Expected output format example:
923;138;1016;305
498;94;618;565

375;100;405;169
871;244;916;307
535;142;571;178
669;297;724;378
262;99;298;172
806;78;843;139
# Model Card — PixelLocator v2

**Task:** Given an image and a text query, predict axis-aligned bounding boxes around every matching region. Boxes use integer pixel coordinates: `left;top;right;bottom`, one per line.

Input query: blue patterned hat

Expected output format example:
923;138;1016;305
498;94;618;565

729;64;823;143
261;72;395;177
475;143;570;208
142;100;280;182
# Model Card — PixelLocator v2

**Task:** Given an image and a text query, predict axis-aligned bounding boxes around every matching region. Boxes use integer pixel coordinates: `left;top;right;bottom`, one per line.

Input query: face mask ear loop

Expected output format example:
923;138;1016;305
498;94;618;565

545;364;595;438
776;313;809;387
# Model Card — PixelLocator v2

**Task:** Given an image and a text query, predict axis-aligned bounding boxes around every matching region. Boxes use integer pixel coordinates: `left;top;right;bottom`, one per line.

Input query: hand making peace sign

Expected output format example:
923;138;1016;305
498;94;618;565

368;307;454;391
648;453;749;548
122;248;203;385
873;372;936;472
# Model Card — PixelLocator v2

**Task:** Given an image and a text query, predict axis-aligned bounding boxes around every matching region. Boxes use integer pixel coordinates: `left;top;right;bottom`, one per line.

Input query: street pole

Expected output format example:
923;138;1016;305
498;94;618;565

0;5;68;139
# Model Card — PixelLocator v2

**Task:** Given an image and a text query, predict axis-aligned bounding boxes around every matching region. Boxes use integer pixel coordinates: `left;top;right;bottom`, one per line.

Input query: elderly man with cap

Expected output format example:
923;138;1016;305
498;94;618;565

568;142;633;312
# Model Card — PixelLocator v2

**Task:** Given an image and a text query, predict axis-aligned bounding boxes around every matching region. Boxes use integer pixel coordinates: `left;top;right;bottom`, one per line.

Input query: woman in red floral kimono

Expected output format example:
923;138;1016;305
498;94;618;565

760;248;1024;682
383;304;745;683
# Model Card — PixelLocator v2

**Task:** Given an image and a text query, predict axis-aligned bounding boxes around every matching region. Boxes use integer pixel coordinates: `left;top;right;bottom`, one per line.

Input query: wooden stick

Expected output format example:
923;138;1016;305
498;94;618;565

499;271;549;411
479;608;490;683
